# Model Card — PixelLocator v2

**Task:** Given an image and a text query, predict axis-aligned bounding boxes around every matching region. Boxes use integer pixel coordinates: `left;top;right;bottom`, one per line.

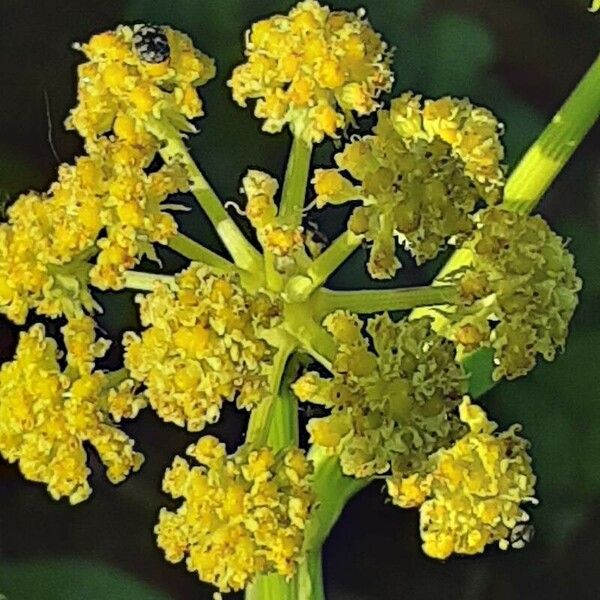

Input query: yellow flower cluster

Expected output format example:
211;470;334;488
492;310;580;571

67;25;215;143
387;398;537;559
0;320;144;504
124;264;282;431
63;314;111;373
83;138;189;289
155;437;314;592
0;140;189;323
0;26;213;323
0;189;96;324
292;312;467;477
447;207;581;380
313;92;505;278
229;0;393;142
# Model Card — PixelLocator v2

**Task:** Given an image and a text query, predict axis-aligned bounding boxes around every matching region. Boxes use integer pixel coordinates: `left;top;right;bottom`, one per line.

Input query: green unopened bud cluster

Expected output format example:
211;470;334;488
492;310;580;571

292;312;467;478
446;207;581;380
313;92;505;278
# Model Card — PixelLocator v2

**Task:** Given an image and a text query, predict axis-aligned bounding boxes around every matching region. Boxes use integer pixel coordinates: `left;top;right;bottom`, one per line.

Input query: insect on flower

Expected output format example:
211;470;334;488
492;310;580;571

132;24;171;63
509;523;535;550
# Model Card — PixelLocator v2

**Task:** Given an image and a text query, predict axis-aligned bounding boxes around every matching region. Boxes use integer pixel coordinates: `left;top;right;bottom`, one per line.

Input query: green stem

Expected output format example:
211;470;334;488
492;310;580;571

147;118;262;273
313;284;458;318
304;449;370;555
267;357;300;450
279;136;313;227
504;52;600;214
284;306;337;369
265;251;285;292
246;345;294;448
245;358;301;598
297;549;325;600
122;270;175;291
168;232;237;272
287;451;369;600
102;367;129;389
246;573;298;600
307;230;362;291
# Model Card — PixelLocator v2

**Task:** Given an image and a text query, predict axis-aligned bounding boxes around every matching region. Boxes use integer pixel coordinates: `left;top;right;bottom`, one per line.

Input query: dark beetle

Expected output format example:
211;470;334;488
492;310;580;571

132;25;170;64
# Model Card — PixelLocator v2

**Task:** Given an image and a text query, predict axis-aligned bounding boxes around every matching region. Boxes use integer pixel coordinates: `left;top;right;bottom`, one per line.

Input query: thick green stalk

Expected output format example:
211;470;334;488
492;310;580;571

297;549;325;600
122;270;175;291
245;360;301;598
146;119;262;273
246;345;294;448
279;136;313;227
297;448;369;600
313;284;458;318
168;232;237;272
307;230;362;291
246;573;298;600
267;357;300;450
504;52;600;214
303;449;369;554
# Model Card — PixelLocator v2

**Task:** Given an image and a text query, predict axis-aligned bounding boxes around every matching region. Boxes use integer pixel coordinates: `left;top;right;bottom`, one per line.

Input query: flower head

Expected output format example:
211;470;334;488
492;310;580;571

0;323;144;504
67;25;215;144
387;398;537;559
313;93;505;278
447;207;581;380
229;0;392;142
0;142;188;324
292;312;467;477
155;438;314;592
124;264;282;431
0;190;97;324
79;138;189;290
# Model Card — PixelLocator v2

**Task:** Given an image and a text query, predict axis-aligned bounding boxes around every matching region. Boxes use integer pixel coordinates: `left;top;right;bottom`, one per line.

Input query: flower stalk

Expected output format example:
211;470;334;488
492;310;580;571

122;270;175;291
147;118;262;273
246;344;295;449
168;232;236;272
312;284;459;318
280;136;313;227
306;230;362;290
504;52;600;214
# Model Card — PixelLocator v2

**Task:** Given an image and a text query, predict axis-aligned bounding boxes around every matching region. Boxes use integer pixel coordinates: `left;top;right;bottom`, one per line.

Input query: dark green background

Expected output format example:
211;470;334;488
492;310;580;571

0;1;599;598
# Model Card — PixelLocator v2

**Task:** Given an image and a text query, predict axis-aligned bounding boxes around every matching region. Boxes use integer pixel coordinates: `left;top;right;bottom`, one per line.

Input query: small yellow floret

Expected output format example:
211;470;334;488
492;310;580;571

292;312;466;477
68;25;215;144
314;92;506;278
447;207;581;380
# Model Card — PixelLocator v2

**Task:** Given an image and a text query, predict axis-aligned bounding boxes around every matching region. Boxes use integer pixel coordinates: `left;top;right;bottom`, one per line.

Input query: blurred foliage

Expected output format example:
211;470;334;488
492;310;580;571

0;149;36;197
0;559;171;600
